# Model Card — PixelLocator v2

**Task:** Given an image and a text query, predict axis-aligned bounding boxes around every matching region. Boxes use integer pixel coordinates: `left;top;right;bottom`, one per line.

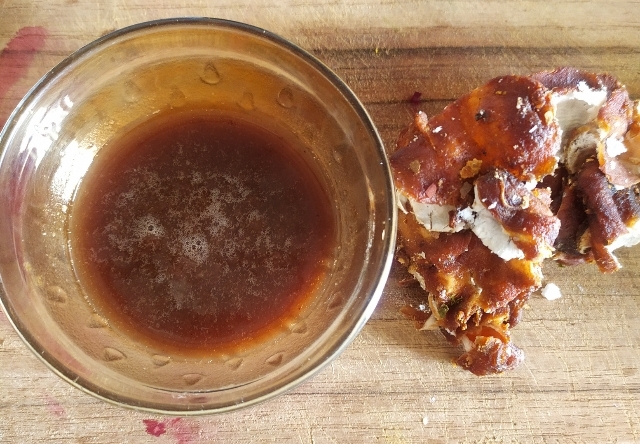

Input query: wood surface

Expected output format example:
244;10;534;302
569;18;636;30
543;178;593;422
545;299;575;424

1;1;640;442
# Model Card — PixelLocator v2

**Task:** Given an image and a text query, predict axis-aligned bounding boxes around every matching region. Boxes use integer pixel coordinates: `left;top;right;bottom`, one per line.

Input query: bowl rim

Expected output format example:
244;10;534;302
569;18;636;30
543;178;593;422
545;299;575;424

0;17;397;415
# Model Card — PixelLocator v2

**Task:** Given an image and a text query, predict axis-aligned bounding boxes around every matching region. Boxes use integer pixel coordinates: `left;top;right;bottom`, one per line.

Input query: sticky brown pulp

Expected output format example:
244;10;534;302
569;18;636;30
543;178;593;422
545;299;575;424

69;108;336;355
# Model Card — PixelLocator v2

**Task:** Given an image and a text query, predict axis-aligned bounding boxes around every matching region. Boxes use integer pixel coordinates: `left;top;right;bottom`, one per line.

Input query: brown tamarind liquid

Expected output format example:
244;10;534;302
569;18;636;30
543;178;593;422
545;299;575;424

69;108;336;354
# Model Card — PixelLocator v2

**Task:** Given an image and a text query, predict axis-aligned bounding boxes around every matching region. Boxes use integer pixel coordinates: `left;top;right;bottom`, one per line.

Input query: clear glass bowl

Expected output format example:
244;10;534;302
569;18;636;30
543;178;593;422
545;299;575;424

0;18;396;414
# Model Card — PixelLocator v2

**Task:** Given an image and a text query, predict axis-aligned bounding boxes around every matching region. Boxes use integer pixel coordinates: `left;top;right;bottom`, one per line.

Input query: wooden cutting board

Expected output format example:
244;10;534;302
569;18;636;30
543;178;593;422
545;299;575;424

1;1;640;442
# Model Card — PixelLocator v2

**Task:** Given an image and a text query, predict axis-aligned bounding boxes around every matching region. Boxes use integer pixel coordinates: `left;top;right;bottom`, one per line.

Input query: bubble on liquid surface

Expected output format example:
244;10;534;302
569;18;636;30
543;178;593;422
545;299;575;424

289;320;308;334
328;293;345;310
88;313;109;328
103;347;125;361
181;233;209;264
333;144;350;164
190;171;203;185
122;80;142;103
238;91;255;110
169;86;186;108
183;373;203;386
152;355;171;366
225;357;243;370
59;95;73;111
45;286;67;303
200;62;221;85
134;215;165;238
276;87;294;108
266;353;284;366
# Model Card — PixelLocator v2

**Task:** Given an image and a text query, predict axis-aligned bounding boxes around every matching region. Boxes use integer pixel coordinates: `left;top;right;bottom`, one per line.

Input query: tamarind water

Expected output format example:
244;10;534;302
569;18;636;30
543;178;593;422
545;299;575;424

69;108;337;355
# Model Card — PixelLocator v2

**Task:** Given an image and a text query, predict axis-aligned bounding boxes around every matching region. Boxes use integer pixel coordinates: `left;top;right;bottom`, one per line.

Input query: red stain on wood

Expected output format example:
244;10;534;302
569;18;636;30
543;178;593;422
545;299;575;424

0;26;48;126
409;91;423;104
168;418;200;444
45;396;67;418
143;418;200;442
143;419;167;437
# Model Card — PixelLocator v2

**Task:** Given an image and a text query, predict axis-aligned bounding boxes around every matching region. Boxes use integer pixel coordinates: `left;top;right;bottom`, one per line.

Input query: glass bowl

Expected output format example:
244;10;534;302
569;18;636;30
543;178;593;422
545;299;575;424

0;18;396;414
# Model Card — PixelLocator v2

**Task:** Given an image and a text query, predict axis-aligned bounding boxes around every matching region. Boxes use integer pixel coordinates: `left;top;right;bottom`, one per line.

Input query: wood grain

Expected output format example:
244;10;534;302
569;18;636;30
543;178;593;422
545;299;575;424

1;1;640;443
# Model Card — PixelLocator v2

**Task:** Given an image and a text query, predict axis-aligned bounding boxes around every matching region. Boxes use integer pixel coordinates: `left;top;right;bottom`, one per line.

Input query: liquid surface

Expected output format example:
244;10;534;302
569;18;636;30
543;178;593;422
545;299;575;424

69;109;336;354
